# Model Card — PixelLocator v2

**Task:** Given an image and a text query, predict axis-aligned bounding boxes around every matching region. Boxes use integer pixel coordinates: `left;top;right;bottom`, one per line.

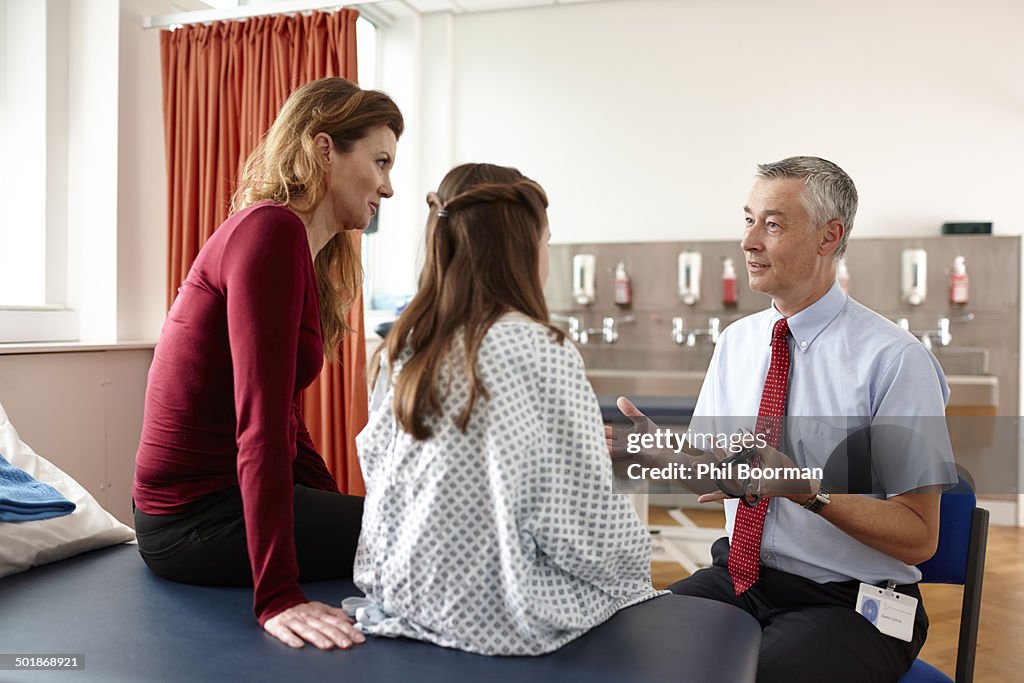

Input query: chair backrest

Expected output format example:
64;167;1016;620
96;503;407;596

915;474;989;683
917;475;976;584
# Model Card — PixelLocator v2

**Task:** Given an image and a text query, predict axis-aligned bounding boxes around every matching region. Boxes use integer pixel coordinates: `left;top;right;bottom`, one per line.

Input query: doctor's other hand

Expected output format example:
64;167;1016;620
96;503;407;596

696;440;817;505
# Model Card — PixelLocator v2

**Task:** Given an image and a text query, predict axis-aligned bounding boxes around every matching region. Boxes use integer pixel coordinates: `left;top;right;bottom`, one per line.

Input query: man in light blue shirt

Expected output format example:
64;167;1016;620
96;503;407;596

614;157;956;682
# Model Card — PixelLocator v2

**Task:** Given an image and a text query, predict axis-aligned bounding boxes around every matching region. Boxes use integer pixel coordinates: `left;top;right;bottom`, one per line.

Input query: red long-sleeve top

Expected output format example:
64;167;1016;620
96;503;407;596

133;201;339;625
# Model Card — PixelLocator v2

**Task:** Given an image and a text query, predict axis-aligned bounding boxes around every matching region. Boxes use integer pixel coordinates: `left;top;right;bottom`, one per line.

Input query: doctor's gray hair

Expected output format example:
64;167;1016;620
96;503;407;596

756;156;858;260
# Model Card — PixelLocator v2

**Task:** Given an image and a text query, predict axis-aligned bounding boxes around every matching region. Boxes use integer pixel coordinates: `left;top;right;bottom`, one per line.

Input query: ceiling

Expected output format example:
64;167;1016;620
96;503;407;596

159;0;622;29
185;0;619;17
399;0;608;14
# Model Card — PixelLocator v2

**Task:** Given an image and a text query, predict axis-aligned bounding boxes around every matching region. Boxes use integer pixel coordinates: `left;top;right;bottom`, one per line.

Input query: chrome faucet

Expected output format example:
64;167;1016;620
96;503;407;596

920;317;952;350
601;317;618;344
707;317;721;345
553;314;633;345
568;316;583;344
936;317;951;347
552;314;583;343
671;317;686;345
671;316;721;346
590;315;634;344
898;317;952;350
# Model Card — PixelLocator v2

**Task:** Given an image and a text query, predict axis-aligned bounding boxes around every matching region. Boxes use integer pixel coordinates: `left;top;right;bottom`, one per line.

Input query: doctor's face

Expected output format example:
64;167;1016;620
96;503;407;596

741;177;835;315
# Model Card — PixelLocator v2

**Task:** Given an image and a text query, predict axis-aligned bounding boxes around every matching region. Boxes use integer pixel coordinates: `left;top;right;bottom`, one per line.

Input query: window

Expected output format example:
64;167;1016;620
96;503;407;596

0;0;77;342
0;0;48;307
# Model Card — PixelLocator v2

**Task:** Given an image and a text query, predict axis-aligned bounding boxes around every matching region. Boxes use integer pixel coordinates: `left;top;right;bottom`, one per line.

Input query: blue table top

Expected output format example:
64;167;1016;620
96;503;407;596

0;544;760;683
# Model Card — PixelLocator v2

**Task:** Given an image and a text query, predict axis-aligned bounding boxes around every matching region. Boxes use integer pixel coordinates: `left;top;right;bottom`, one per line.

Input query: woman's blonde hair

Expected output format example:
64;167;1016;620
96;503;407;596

232;77;404;360
372;163;562;440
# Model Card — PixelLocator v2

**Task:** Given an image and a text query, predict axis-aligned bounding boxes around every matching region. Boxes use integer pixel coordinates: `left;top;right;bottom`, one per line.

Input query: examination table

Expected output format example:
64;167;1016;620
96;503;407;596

0;544;761;682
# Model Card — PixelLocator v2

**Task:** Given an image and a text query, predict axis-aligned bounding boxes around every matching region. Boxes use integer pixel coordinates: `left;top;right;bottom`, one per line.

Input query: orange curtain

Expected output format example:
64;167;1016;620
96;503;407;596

160;10;367;494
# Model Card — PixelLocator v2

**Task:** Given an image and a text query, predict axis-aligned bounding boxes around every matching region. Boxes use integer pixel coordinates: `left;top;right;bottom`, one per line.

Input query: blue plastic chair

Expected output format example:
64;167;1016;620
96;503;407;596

899;475;989;683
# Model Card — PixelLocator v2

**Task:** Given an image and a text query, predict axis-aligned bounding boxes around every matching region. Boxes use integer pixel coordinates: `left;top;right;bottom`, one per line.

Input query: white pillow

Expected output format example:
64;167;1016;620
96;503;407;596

0;401;136;579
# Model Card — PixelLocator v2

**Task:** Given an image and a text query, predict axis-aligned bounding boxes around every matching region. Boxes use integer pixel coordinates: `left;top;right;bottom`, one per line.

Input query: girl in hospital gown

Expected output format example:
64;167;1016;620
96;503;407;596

350;164;660;656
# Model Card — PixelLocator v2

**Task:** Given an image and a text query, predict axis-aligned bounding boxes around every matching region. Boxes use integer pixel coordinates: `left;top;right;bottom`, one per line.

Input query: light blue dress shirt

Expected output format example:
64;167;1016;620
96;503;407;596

691;281;956;585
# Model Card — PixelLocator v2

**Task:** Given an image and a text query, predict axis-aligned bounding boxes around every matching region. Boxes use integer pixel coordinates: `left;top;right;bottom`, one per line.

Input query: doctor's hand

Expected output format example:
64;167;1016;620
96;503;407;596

604;397;720;495
264;600;367;650
605;396;660;463
696;439;817;506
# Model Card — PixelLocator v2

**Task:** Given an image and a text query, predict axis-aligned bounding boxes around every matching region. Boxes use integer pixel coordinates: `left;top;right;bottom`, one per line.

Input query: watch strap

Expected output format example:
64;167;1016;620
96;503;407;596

802;483;830;514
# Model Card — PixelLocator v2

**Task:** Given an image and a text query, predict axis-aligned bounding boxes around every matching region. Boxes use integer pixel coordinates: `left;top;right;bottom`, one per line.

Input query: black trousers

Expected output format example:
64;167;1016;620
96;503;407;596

134;485;363;587
669;537;928;683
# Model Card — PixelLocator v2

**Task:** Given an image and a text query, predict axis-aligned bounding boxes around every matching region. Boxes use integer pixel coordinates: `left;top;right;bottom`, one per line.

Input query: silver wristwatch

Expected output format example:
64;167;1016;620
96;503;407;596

802;483;830;514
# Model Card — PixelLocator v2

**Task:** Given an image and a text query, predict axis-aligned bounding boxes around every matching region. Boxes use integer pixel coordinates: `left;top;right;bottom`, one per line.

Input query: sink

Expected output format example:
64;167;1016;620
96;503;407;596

932;347;989;375
946;375;998;408
586;369;705;398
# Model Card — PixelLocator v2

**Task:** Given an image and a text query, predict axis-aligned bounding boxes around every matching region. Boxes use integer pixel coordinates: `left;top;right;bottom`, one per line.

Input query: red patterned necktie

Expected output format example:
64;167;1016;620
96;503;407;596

729;317;790;595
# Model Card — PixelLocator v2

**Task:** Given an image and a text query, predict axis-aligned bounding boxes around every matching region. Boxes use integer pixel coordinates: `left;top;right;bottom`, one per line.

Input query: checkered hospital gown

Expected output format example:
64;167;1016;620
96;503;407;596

352;313;661;655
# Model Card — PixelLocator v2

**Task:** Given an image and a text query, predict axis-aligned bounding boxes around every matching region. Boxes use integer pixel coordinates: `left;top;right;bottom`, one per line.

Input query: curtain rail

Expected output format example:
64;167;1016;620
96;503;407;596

143;0;396;30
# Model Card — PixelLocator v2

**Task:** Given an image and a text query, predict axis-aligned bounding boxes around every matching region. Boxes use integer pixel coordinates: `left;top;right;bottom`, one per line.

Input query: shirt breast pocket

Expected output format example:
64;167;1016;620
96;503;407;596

787;417;874;494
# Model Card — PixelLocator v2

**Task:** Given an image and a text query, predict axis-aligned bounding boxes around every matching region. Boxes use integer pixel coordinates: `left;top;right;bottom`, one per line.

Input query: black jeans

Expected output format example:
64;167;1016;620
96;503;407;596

134;485;363;586
669;537;928;683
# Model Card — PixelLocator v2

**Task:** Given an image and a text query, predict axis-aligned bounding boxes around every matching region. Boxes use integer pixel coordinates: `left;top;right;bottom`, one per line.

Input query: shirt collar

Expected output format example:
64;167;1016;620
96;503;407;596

767;280;848;353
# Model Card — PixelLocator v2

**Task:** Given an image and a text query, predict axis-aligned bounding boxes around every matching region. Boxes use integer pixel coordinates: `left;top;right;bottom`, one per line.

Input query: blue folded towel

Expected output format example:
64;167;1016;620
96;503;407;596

0;452;76;522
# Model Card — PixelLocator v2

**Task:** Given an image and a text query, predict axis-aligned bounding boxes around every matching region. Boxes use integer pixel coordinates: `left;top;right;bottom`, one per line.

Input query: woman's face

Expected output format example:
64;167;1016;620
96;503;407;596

325;125;398;231
538;221;551;287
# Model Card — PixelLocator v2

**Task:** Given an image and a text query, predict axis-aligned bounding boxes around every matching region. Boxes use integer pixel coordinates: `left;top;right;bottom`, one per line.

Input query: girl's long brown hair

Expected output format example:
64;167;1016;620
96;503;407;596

372;163;563;439
232;77;404;360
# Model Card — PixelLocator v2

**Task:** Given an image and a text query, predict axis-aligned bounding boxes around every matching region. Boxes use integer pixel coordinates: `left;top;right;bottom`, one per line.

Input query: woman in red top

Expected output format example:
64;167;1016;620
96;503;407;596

133;77;403;650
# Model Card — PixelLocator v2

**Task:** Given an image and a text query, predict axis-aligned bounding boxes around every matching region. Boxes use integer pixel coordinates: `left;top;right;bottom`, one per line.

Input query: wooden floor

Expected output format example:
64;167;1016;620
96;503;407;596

649;506;1023;683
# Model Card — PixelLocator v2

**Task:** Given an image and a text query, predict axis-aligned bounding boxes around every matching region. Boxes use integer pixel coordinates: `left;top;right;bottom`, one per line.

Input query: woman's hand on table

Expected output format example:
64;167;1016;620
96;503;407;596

264;600;367;650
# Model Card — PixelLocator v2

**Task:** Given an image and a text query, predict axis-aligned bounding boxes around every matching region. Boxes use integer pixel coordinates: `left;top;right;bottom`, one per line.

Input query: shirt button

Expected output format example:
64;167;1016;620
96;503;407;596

800;341;808;348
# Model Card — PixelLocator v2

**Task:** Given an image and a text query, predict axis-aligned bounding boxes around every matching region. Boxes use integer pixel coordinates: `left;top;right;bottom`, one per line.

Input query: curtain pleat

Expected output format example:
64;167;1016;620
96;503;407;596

159;9;367;494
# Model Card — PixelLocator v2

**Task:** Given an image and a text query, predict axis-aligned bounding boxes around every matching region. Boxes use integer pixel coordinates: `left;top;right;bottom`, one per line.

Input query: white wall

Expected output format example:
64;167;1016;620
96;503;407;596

66;0;120;342
117;0;172;341
379;0;1024;255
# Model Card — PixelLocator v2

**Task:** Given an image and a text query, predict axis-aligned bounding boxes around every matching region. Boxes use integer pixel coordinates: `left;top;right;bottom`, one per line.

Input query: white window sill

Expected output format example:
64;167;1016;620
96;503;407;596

0;340;157;355
0;306;79;344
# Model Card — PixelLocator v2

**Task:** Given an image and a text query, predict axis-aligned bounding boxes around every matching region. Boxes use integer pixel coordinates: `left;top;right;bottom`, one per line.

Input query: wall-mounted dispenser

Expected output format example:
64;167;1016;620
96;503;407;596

572;253;597;306
678;251;702;305
949;256;969;306
721;258;738;306
613;262;632;306
901;249;927;306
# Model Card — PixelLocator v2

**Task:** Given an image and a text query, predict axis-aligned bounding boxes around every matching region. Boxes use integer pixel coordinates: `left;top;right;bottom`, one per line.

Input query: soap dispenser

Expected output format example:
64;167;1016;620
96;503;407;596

678;251;702;306
901;249;927;306
572;254;597;306
949;256;969;305
721;258;737;306
613;262;632;306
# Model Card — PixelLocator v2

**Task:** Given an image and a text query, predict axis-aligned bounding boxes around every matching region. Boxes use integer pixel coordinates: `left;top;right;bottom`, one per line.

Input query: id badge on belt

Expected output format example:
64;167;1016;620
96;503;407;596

855;580;918;642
